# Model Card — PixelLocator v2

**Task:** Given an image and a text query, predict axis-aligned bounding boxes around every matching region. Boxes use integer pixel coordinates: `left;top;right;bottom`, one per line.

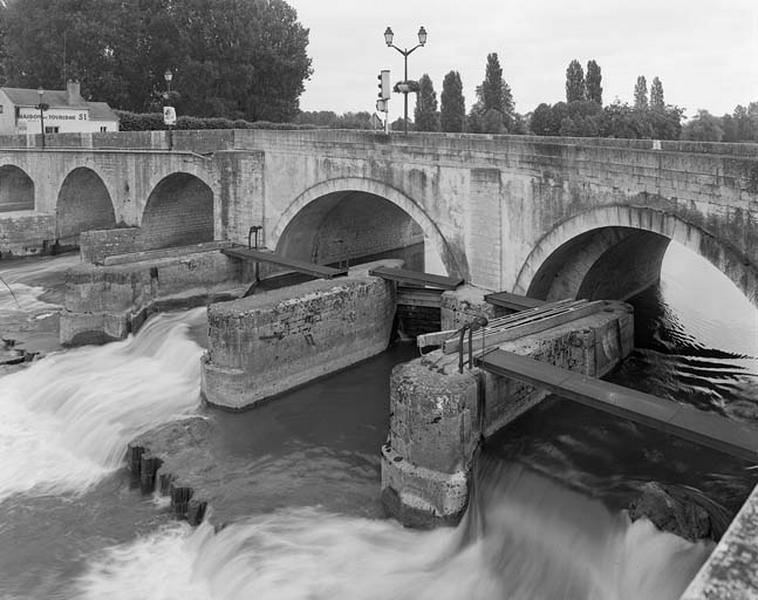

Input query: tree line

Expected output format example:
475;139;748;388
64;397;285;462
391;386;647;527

324;53;750;143
0;0;312;122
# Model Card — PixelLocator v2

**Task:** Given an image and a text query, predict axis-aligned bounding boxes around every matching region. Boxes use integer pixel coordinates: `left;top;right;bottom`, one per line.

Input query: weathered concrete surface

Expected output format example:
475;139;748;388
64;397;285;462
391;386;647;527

0;211;55;256
681;481;758;599
380;362;479;527
201;259;399;409
382;301;634;526
60;248;244;345
440;285;505;331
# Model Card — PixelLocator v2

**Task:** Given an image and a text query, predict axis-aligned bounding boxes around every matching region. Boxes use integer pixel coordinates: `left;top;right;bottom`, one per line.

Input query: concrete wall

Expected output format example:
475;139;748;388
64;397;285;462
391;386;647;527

79;228;140;264
201;260;399;409
60;248;243;345
0;211;55;256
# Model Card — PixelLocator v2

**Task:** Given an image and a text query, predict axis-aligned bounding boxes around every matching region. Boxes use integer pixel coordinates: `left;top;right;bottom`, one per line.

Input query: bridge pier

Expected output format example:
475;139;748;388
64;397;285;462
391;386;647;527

381;300;634;527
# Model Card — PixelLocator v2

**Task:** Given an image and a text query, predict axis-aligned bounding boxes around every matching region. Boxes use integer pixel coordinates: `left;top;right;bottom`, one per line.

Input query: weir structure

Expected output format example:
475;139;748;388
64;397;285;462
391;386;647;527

1;129;757;598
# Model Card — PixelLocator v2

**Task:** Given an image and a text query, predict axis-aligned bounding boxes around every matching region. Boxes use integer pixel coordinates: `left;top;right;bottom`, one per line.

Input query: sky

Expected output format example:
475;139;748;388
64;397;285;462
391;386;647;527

287;0;758;122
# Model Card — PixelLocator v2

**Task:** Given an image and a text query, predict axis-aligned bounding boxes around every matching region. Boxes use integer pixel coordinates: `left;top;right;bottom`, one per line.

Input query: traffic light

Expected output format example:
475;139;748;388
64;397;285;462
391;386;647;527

377;69;390;100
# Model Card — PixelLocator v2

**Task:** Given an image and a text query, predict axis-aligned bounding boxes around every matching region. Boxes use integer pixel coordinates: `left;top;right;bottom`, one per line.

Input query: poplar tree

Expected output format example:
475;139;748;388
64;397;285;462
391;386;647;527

480;52;513;114
650;76;665;110
586;60;603;105
565;59;585;103
469;53;514;133
414;74;440;131
634;76;648;109
440;70;466;132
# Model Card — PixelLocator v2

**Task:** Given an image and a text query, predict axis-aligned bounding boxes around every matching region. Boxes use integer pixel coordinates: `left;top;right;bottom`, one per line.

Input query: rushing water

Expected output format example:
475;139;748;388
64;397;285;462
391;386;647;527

0;242;756;599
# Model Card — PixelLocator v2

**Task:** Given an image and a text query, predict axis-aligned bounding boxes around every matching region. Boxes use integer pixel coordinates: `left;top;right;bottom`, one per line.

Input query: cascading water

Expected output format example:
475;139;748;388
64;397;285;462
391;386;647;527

72;461;712;600
0;307;206;499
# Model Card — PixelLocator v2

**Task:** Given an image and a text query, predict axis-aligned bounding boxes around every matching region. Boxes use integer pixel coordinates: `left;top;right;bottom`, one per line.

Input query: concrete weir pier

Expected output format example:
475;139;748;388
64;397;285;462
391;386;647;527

381;298;635;527
201;259;399;409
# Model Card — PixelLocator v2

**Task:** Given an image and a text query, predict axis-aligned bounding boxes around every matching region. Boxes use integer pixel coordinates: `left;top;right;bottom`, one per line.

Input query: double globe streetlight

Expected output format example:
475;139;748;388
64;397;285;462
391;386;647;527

384;25;427;134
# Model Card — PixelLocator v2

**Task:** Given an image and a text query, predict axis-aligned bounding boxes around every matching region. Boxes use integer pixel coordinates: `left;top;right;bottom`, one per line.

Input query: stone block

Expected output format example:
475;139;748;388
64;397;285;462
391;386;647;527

201;260;399;409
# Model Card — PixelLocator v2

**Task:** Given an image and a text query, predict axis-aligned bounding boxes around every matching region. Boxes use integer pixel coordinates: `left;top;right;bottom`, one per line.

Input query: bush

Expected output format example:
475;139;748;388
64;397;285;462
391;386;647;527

113;110;321;131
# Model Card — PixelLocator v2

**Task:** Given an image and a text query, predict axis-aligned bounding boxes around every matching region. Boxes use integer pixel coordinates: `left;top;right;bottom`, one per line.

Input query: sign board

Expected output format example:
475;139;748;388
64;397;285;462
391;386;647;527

163;106;177;126
17;108;88;122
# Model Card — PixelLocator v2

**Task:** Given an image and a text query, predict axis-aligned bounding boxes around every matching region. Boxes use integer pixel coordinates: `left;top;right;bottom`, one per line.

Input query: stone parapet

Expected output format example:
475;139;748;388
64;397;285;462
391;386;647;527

681;481;758;599
201;259;399;409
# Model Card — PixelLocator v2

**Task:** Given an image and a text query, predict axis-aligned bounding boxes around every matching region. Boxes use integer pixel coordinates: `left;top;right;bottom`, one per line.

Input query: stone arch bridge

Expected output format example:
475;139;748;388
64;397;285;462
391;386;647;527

1;129;756;304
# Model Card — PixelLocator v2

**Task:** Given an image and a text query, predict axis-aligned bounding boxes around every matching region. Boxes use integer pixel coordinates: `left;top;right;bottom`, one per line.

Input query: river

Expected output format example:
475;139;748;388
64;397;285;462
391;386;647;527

0;242;755;599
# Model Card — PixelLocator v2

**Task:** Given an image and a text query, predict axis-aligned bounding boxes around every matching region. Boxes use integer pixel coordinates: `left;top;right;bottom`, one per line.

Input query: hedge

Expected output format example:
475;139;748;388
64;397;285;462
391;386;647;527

114;110;323;132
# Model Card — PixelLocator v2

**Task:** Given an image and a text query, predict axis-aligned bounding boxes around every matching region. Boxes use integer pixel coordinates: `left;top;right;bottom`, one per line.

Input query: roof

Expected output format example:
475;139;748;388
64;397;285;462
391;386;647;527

1;87;89;109
87;101;119;122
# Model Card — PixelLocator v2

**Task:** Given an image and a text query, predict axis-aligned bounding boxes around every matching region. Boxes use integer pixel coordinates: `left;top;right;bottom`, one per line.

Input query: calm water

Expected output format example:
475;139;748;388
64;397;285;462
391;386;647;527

0;242;756;599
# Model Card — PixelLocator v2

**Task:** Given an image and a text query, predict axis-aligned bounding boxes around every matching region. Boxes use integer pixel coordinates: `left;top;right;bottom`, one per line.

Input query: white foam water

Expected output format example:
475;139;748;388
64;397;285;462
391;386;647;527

0;308;206;500
73;465;712;600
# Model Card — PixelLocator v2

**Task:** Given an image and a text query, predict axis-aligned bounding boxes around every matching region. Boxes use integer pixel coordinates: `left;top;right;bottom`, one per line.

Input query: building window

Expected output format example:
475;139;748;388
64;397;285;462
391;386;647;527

0;105;4;113
45;126;59;134
100;126;107;132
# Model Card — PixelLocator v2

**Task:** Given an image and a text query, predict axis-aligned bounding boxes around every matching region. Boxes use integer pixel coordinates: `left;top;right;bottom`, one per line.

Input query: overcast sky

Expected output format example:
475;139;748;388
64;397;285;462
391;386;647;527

287;0;758;122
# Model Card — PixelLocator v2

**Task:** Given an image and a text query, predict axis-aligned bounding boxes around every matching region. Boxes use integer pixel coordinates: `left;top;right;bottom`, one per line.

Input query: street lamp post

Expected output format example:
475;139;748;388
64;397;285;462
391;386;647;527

164;69;174;151
384;25;427;134
36;88;49;149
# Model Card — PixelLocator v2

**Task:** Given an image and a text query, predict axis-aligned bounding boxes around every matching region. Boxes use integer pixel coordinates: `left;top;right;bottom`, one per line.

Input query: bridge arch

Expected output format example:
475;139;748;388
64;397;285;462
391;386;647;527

515;205;758;305
272;177;461;276
0;165;34;212
56;167;116;245
140;172;214;249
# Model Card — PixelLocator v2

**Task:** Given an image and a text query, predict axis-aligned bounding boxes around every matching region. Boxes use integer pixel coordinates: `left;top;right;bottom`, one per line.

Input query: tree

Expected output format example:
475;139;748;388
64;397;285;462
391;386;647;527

650;76;665;110
530;103;554;135
440;70;466;132
0;0;313;121
634;76;648;109
414;73;439;132
586;60;602;105
565;60;585;103
681;110;724;141
470;52;514;133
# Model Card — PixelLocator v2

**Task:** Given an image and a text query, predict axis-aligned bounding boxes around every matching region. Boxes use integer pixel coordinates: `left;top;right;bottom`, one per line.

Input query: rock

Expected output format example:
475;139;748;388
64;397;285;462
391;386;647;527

627;481;713;542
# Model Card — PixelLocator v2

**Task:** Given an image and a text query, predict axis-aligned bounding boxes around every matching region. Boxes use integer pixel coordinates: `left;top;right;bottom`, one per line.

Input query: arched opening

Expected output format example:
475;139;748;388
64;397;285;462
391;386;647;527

516;206;757;307
0;165;34;212
527;227;671;301
56;167;116;246
140;173;214;250
275;190;429;271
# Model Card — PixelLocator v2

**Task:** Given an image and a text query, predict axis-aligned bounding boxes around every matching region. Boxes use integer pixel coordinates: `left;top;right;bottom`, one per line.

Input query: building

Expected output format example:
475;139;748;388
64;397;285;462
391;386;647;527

0;80;119;135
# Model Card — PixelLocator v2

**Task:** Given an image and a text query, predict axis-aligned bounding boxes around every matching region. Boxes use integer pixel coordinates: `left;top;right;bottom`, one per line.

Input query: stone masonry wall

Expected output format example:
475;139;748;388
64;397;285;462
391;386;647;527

79;228;140;264
201;259;399;409
60;249;243;345
0;212;55;256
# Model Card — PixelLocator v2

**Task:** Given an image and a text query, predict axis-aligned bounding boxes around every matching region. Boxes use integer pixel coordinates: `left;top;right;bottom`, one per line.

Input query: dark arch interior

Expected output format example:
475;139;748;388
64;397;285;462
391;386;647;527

527;227;671;301
276;191;424;269
0;165;34;212
140;173;214;250
56;167;116;245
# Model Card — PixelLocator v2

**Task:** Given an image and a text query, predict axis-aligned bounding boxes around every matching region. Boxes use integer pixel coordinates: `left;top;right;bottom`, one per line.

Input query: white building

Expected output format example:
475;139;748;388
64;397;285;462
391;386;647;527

0;80;119;135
